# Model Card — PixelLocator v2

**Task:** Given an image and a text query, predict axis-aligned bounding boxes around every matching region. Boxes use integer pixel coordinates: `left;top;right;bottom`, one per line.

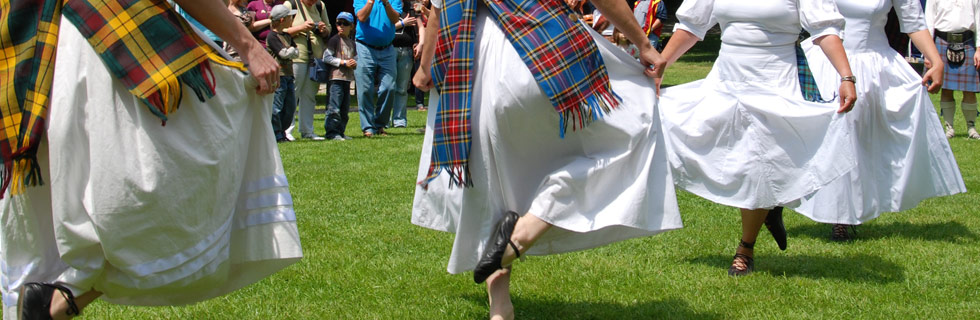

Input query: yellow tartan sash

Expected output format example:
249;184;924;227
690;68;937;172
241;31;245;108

0;0;244;197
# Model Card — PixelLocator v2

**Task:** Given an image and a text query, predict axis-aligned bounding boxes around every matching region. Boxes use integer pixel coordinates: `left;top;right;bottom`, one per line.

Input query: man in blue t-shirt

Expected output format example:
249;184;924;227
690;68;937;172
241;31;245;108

354;0;402;136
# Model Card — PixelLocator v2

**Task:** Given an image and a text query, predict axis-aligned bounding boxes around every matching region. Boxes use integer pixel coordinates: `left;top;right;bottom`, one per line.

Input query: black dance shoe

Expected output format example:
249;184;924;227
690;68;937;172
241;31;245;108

764;207;787;251
727;240;755;277
18;282;79;320
831;224;856;242
474;211;522;284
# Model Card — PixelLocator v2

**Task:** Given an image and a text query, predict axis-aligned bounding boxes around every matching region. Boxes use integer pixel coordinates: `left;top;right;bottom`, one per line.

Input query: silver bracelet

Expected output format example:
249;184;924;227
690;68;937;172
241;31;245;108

840;75;856;84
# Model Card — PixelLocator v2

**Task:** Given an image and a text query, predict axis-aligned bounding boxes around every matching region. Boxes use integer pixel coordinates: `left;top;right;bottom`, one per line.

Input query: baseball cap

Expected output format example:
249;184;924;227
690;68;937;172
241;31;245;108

269;4;297;21
337;11;354;23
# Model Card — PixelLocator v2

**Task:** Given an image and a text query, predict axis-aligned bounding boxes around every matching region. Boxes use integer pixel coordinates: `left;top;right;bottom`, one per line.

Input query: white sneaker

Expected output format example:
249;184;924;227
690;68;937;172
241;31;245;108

968;126;980;140
945;122;955;139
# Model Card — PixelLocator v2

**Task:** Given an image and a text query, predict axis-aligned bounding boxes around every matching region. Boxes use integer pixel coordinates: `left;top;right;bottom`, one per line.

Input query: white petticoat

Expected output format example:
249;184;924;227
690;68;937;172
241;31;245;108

411;10;682;274
1;17;302;314
793;40;966;224
660;43;857;210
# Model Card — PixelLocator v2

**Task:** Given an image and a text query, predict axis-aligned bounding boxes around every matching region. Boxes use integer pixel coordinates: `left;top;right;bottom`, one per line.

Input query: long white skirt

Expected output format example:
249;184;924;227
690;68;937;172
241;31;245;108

411;10;682;274
794;42;966;224
1;18;302;314
660;43;856;210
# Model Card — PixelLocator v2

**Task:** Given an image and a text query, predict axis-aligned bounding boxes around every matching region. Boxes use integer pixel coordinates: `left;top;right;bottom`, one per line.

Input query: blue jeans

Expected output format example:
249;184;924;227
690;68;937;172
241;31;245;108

324;80;351;139
271;75;296;140
649;35;662;51
391;46;414;127
355;42;396;133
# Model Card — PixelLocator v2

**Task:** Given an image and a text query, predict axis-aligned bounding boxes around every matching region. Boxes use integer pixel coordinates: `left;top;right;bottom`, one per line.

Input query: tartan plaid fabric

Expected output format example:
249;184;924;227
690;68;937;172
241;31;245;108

0;0;63;196
936;37;980;92
0;0;241;197
795;43;831;103
425;0;620;188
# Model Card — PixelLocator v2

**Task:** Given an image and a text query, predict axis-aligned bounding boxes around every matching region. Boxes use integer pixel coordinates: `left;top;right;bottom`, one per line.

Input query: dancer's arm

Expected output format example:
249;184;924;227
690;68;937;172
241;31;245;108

656;29;700;93
591;0;665;79
813;35;856;113
412;5;441;91
174;0;279;95
909;30;944;93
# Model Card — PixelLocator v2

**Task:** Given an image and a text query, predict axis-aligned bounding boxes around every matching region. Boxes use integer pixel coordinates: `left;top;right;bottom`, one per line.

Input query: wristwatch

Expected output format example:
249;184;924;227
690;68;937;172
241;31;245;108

840;75;857;84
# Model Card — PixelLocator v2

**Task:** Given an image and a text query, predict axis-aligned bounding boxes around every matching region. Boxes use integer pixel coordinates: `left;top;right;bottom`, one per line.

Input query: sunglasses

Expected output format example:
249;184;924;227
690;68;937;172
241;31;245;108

337;20;352;26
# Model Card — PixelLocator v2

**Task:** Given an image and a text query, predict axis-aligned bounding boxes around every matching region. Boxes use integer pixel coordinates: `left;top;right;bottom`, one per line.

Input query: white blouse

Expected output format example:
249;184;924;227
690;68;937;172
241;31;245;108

674;0;844;46
925;0;980;43
836;0;926;51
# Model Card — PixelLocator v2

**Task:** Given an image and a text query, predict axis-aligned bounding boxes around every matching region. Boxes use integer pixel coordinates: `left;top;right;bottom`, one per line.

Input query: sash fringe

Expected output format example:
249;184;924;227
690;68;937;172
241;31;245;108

139;62;217;125
558;90;621;138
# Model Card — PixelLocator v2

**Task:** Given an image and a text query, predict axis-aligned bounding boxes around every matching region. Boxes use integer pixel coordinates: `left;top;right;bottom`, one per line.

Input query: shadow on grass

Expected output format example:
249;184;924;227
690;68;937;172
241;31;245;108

689;253;904;283
462;293;721;320
786;221;979;244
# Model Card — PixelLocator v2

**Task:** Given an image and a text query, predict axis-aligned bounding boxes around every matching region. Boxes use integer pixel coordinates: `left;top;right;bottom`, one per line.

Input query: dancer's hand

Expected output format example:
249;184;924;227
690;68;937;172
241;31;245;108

974;50;980;70
638;44;666;96
837;80;856;113
241;42;280;95
923;58;944;94
413;66;434;92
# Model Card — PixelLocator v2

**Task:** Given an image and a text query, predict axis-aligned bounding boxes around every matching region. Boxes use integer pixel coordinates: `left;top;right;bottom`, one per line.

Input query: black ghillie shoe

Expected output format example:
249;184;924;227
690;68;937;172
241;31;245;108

727;240;755;277
474;211;522;284
831;224;856;242
18;282;79;320
764;207;787;251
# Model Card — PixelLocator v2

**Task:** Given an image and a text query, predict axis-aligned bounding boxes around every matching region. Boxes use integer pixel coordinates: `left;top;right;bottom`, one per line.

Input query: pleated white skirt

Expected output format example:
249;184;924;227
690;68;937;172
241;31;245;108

660;43;857;210
1;18;302;314
411;9;682;274
794;41;966;224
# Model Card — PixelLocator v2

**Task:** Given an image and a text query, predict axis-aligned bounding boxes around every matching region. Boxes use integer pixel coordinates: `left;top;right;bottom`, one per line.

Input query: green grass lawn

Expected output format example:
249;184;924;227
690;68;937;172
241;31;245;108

77;38;980;319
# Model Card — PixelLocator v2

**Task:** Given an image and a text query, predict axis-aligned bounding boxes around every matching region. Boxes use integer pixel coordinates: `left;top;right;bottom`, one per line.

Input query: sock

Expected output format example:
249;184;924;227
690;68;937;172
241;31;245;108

962;102;978;127
941;101;956;127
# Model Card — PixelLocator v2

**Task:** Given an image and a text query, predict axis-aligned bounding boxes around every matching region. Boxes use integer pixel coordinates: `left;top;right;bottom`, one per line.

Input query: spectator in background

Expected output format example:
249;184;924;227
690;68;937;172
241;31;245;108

268;5;301;142
391;0;420;128
285;0;332;140
592;8;615;42
225;0;256;60
246;0;283;48
324;12;358;141
413;0;430;112
355;0;402;137
633;0;667;50
926;0;980;139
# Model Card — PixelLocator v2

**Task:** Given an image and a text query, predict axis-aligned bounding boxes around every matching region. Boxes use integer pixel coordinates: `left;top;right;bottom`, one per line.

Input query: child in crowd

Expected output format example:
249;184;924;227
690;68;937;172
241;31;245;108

323;12;358;141
267;4;300;142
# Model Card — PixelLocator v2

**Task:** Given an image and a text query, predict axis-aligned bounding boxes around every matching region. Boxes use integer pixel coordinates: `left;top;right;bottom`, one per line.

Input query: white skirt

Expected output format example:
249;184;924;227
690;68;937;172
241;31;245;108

659;43;856;210
793;42;966;224
1;18;302;312
411;10;682;274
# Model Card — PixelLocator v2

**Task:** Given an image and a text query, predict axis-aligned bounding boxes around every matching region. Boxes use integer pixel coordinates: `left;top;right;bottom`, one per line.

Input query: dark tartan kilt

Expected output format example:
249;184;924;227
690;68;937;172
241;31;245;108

936;36;980;92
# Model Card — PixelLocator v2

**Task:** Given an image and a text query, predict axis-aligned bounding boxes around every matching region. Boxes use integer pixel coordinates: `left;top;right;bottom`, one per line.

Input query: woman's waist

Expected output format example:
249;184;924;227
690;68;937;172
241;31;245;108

714;43;798;83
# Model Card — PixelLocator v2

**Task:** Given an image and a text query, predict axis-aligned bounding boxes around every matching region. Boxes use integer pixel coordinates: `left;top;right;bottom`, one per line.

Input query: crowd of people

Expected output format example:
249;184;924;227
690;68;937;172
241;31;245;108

221;0;433;141
0;0;975;320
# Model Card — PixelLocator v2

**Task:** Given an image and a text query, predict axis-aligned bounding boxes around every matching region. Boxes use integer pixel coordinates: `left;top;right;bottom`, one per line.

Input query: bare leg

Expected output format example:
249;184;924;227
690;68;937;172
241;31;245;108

731;208;767;272
49;290;101;320
940;89;956;102
501;213;552;267
486;268;514;320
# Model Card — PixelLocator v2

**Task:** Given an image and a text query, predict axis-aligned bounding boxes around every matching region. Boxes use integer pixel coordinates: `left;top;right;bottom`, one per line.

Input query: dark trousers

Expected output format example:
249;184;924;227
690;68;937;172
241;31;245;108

271;75;296;140
324;79;351;138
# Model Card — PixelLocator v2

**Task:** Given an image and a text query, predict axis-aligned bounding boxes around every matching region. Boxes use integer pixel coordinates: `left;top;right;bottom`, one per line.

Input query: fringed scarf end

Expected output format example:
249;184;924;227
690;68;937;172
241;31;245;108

419;164;472;190
2;156;45;198
557;88;621;138
139;62;218;126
